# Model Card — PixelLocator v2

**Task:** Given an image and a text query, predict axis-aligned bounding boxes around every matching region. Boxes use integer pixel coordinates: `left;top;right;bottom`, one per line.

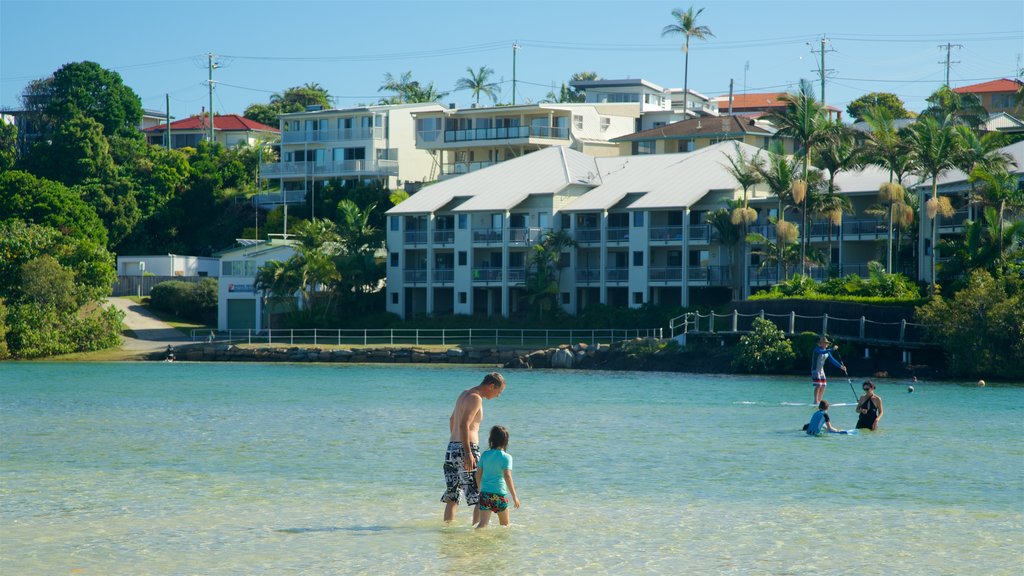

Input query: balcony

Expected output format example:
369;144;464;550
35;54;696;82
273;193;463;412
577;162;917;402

607;227;629;243
687;265;731;285
607;268;628;282
281;126;383;144
417;125;570;147
403;269;427;284
432;229;455;245
509;227;546;245
473;267;502;282
842;218;888;239
576;268;601;284
441;161;495;176
938;208;969;230
574;228;601;244
472;228;503;244
433;269;454;284
649;226;683;243
688;224;711;243
260;159;398;178
404;230;428;245
507;267;526;284
649;267;683;282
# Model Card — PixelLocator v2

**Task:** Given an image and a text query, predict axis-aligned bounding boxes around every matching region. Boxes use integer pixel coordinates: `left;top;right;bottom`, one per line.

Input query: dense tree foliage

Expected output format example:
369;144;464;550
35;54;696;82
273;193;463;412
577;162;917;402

243;83;332;126
0;170;108;245
846;92;912;123
378;71;447;104
0;120;16;171
22;61;142;138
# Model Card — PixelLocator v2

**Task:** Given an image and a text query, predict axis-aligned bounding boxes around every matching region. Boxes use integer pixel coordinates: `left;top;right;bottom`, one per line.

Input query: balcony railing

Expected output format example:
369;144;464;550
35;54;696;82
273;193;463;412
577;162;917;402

607;268;628;282
473;268;502;282
433;230;455;244
403;269;427;283
404;230;428;245
649;226;683;242
260;159;398;178
576;268;601;283
433;269;454;284
649;267;683;282
842;218;888;238
281;126;383;144
421;125;570;144
509;227;546;244
939;208;969;229
688;265;731;284
607;227;630;242
441;161;496;175
472;228;503;244
689;224;711;243
574;228;601;244
507;267;526;284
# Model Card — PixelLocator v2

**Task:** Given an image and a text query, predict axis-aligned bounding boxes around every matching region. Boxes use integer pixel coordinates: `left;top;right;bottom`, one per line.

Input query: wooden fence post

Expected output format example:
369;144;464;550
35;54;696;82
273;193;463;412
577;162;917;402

789;311;796;334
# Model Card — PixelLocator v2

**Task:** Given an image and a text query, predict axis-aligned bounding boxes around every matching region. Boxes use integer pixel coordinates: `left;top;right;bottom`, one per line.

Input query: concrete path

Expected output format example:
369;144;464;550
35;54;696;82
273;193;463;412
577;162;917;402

106;297;192;352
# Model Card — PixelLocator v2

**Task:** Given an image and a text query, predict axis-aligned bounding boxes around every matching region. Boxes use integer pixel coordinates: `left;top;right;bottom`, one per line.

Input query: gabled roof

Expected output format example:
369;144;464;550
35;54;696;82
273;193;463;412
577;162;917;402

386;146;601;215
714;92;842;113
613;115;775;142
953;78;1024;94
618;142;758;210
143;114;279;133
929;139;1024;187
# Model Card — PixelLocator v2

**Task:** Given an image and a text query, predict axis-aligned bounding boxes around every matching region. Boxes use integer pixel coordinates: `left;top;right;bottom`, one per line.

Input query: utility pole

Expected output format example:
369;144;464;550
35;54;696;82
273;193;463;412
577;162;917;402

939;43;963;86
512;41;520;105
165;93;171;150
808;35;835;109
208;53;219;143
728;78;734;115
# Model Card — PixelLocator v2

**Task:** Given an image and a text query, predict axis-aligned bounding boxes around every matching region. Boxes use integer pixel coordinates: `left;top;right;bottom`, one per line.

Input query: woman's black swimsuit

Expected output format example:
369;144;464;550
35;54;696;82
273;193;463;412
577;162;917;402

856;396;879;429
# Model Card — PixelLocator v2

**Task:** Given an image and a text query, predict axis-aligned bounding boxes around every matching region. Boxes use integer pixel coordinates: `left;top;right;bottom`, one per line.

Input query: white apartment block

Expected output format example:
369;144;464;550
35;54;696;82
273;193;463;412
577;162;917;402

385;141;1024;319
412;102;640;178
259;102;445;206
570;78;719;130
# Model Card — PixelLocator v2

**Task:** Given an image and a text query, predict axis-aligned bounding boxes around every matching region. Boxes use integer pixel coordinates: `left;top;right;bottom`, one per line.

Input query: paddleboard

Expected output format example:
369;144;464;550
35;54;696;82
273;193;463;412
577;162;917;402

828;429;858;435
781;402;854;407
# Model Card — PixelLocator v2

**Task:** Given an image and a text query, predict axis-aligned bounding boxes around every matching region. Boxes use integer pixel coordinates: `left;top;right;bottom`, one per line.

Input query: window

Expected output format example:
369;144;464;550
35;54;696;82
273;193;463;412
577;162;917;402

633;212;645;227
561;292;570;305
559;252;570;269
633;292;644;304
458;214;468;229
561;213;571;229
458;292;468;304
600;117;610;132
668;251;682;267
390;252;399;267
458;251;467;266
343;147;366;160
573;115;583;130
391;292;399;304
222;261;257;276
991;94;1014;108
390;216;399;231
632;251;644;266
689;250;710;267
637;141;654;155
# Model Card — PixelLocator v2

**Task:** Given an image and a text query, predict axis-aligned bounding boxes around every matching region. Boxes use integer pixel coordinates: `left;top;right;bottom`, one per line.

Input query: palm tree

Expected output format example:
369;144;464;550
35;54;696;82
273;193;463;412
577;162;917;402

723;143;763;296
379;71;448;104
456;66;500;105
921;86;989;130
661;6;714;119
908;115;960;294
814;121;861;275
954;126;1014;221
765;80;828;275
524;229;578;318
938;205;1024;289
969;165;1024;272
756;142;800;282
862;105;916;272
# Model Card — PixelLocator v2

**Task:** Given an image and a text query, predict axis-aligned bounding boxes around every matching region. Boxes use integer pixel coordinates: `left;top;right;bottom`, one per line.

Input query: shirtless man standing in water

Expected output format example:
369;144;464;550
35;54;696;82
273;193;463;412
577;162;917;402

441;372;506;524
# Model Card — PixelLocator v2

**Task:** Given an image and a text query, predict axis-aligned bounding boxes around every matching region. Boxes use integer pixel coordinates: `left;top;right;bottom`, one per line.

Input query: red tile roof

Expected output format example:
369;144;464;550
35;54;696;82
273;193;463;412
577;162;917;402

612;115;774;142
714;92;842;113
953;78;1023;94
143;114;279;133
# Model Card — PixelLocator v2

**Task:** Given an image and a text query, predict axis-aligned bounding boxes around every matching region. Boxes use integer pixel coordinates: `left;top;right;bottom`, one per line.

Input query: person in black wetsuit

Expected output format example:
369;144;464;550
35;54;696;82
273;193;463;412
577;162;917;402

856;380;883;430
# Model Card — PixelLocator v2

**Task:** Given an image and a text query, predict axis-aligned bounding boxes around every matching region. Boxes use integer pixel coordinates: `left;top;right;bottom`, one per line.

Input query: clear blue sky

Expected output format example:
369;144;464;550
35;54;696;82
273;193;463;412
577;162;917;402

2;0;1022;121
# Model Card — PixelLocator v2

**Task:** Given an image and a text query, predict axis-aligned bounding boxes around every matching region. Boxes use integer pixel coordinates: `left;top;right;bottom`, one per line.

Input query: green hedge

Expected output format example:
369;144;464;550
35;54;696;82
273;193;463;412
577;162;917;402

149;279;217;323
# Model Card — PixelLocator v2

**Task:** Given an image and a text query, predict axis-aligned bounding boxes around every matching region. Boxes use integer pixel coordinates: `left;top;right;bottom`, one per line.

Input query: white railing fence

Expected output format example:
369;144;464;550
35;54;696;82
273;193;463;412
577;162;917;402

669;309;932;345
192;327;664;347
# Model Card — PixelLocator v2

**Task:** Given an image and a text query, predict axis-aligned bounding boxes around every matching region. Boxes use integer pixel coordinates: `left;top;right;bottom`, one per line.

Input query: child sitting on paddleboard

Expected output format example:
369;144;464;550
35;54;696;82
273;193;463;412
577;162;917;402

474;425;520;528
804;400;841;435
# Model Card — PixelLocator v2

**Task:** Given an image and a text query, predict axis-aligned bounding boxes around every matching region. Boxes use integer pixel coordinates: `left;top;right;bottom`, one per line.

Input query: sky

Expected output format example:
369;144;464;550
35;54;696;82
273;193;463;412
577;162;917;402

2;0;1022;122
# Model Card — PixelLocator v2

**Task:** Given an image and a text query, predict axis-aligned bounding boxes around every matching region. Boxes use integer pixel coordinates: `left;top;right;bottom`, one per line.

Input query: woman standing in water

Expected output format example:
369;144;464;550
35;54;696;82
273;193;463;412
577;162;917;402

856;380;883;430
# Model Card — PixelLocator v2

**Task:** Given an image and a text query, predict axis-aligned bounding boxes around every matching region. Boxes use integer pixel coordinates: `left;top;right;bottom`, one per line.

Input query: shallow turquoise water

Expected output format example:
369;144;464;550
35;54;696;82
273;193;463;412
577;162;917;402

1;362;1021;575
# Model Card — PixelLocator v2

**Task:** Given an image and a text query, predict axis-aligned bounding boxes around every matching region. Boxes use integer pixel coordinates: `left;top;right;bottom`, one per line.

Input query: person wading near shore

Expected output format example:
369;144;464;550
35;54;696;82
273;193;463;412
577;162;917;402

856;380;883;430
442;372;506;525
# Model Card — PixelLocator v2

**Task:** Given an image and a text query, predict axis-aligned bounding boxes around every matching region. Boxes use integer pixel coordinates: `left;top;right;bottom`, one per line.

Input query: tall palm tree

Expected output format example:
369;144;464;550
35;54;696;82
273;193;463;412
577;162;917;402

908;115;961;294
524;229;578;318
862;105;916;272
814;121;861;275
938;205;1024;289
969;165;1024;272
921;86;989;130
662;6;714;119
954;126;1014;220
766;80;828;275
756;141;800;281
456;66;500;105
723;143;763;295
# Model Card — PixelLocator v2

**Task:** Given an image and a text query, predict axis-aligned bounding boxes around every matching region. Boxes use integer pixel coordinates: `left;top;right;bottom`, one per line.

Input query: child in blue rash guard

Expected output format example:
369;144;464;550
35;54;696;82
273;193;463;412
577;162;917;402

474;425;520;528
805;400;841;435
811;335;847;404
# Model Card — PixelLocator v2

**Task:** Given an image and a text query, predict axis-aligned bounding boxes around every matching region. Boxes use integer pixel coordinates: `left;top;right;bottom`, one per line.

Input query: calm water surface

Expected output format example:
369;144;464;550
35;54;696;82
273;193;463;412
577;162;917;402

1;362;1021;575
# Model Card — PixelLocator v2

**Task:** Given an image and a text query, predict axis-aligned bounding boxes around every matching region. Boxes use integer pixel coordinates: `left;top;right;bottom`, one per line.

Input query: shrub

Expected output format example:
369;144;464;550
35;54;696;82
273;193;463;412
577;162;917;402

149;278;218;323
732;317;796;373
0;298;8;359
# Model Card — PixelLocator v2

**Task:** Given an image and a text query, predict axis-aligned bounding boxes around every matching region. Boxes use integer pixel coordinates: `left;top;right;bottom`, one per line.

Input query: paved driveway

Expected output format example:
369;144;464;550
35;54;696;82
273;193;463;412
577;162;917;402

106;297;192;351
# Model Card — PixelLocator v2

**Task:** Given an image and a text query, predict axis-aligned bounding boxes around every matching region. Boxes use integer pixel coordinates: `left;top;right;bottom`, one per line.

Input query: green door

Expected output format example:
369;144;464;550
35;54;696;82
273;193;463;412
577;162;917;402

226;299;256;330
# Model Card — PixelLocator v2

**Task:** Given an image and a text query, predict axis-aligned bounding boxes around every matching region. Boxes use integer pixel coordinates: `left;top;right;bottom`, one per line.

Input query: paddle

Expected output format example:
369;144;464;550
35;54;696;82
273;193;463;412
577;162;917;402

831;345;858;402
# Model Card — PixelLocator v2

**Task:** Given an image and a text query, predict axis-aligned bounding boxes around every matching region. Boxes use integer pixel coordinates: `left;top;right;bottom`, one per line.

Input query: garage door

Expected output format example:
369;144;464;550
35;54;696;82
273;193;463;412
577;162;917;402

226;298;257;330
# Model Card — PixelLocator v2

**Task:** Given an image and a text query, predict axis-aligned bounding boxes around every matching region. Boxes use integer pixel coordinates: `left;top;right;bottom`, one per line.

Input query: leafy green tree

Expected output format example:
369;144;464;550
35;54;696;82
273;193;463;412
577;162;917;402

24;61;142;138
732;317;796;373
0;120;16;171
846;92;912;122
917;270;1024;379
662;6;715;118
0;298;8;359
243;83;332;126
456;66;500;105
23;114;116;186
19;256;77;313
0;170;108;245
